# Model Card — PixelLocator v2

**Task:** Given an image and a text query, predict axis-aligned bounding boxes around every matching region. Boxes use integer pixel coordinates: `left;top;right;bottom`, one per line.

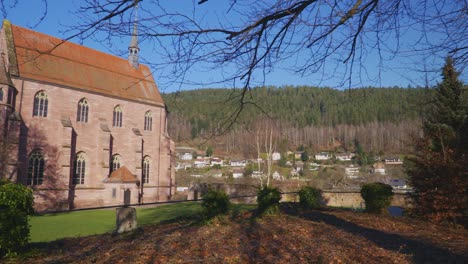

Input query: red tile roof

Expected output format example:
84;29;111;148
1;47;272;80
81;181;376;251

105;166;139;183
4;20;164;106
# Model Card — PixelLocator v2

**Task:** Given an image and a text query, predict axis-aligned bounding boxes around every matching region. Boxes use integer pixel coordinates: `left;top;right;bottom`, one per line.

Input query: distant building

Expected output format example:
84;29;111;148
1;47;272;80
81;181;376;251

345;165;359;178
194;157;209;168
335;153;353;161
210;157;223;166
371;162;386;175
272;171;282;181
232;168;244;178
272;152;281;161
230;160;247;167
315;152;331;161
179;153;193;161
385;157;403;165
389;179;408;189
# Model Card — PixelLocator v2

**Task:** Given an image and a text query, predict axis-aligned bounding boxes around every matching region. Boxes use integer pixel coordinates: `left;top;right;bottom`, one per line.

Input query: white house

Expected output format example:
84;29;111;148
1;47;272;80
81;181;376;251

179;152;193;161
389;179;408;189
232;168;244;178
272;171;283;181
230;160;247;167
252;171;263;179
272;152;281;161
385;157;403;165
211;157;223;166
371;162;386;175
315;152;331;160
335;153;353;161
194;157;209;168
345;165;360;178
290;168;299;178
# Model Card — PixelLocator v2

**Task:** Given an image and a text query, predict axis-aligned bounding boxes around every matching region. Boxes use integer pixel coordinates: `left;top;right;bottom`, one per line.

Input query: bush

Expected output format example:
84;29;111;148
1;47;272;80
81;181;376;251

201;188;230;218
298;186;322;209
360;182;393;214
0;180;34;257
257;186;282;215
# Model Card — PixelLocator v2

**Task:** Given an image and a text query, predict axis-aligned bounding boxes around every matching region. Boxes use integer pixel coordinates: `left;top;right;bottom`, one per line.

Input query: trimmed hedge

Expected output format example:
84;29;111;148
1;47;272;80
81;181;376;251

201;188;231;218
298;186;322;209
360;182;393;214
257;186;282;215
0;180;34;257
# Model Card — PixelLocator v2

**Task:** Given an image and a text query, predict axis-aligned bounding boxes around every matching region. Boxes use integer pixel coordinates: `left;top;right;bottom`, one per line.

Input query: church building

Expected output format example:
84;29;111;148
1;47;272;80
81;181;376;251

0;19;175;211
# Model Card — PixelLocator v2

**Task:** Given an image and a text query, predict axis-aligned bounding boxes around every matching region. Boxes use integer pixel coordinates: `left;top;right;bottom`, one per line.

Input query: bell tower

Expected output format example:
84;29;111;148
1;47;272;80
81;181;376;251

128;3;139;68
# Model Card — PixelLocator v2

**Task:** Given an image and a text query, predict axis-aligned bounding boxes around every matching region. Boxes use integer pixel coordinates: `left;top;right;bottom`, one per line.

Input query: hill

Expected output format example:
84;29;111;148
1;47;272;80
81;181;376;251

163;86;427;155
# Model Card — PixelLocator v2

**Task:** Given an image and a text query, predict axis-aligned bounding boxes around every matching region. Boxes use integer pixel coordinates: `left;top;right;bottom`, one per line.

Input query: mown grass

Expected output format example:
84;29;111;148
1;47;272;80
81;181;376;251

29;202;203;243
29;202;255;243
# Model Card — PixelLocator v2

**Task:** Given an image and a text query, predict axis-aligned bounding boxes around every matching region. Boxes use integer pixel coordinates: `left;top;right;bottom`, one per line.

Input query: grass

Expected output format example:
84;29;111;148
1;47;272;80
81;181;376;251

29;202;201;243
29;202;255;243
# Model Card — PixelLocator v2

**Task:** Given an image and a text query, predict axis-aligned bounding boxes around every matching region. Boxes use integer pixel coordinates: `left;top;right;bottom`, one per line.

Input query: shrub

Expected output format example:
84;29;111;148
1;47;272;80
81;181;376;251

0;180;34;257
257;186;282;215
360;182;393;214
201;188;230;218
298;186;322;209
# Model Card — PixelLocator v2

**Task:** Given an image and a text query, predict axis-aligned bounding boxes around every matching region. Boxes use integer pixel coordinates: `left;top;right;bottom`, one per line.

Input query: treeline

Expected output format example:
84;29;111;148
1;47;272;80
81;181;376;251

163;86;427;154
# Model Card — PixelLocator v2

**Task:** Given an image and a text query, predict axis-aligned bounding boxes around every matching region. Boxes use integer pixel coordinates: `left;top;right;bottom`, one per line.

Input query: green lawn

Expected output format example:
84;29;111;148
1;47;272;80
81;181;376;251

29;202;203;243
29;202;254;243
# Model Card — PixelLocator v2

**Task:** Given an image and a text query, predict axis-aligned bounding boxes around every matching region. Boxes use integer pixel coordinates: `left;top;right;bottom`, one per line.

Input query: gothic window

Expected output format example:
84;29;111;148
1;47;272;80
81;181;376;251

144;111;152;131
111;154;121;172
77;98;89;123
27;150;44;185
33;91;48;117
142;156;150;184
113;105;122;127
73;152;86;184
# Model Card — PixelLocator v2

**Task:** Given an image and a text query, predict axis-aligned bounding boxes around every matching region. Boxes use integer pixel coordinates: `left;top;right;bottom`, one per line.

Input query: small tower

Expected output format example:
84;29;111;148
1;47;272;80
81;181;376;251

128;3;140;68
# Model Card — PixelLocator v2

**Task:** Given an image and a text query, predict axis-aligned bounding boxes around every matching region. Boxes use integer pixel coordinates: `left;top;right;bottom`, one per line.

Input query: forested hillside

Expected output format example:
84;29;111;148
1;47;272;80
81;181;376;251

163;86;427;156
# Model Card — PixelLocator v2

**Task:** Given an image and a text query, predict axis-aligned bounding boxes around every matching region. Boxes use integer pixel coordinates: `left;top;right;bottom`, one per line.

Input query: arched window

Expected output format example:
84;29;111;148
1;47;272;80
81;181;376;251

142;156;150;183
144;111;152;131
33;91;48;117
111;154;121;172
77;98;89;123
73;152;86;184
27;150;44;185
113;105;122;127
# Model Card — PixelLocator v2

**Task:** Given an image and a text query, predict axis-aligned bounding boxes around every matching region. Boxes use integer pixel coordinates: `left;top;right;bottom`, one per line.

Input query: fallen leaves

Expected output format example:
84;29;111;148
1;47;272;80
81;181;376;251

17;205;468;264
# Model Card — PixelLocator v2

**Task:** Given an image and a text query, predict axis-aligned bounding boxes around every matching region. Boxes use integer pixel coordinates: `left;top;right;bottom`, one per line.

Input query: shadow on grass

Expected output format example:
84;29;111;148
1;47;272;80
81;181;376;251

281;203;467;264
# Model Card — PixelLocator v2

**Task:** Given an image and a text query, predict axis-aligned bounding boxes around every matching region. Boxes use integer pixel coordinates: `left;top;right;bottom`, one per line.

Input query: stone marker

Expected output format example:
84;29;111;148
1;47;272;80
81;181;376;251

116;207;137;233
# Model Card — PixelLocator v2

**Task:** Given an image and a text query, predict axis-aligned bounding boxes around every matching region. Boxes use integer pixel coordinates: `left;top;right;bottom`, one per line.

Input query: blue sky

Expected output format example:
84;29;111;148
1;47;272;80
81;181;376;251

2;0;466;92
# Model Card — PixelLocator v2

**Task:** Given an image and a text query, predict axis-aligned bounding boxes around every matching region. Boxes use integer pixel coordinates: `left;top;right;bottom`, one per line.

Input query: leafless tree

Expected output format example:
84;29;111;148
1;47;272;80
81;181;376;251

2;0;466;130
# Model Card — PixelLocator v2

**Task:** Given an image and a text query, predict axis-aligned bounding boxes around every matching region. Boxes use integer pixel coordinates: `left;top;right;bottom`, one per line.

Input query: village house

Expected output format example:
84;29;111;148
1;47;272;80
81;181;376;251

272;171;282;181
0;20;174;211
232;168;244;178
194;157;209;168
345;165;360;178
210;157;223;166
272;152;281;161
178;152;193;161
230;160;247;167
335;153;353;161
385;156;403;165
371;162;386;175
315;152;331;161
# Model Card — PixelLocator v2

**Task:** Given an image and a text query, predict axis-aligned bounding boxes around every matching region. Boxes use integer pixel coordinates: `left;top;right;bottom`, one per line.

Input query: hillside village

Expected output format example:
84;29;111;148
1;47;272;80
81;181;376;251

174;146;410;194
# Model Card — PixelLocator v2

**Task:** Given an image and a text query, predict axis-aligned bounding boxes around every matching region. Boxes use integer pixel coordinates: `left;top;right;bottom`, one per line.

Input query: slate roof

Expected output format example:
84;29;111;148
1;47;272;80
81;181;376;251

2;20;164;106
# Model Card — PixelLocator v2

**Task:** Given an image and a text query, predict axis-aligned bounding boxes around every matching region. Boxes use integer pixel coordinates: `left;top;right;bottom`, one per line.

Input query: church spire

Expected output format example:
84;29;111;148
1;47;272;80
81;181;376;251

128;2;140;68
